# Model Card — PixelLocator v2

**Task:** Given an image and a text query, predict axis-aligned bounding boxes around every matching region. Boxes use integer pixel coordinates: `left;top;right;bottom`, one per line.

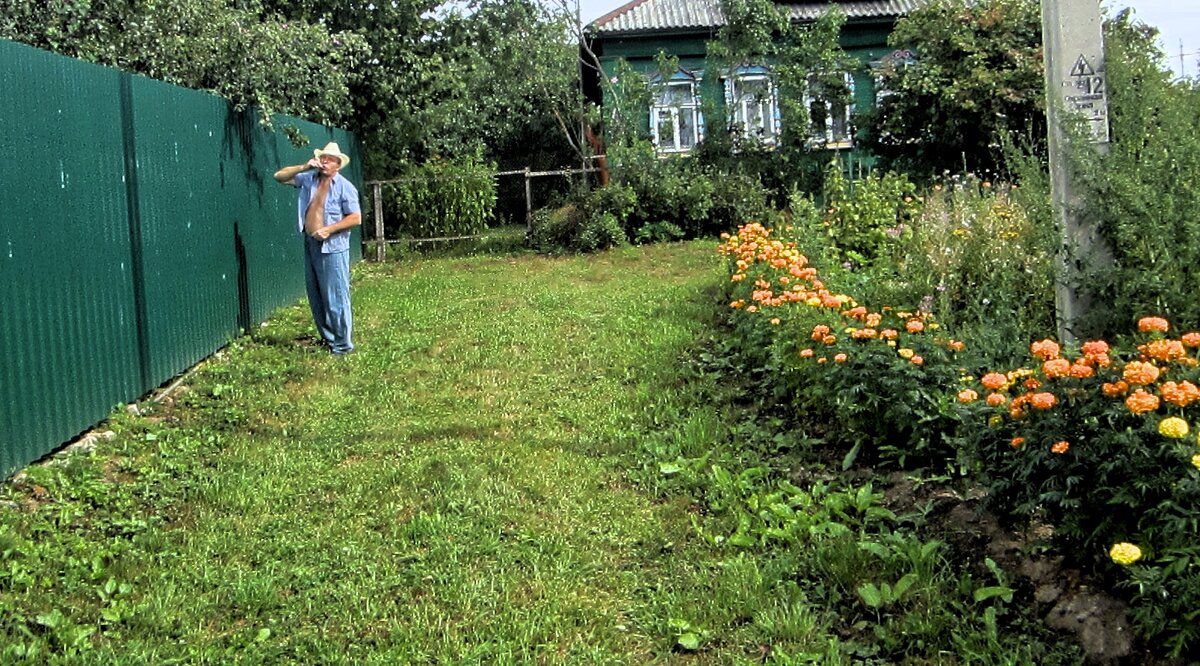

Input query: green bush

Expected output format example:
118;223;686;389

873;171;1057;356
821;164;919;268
527;203;627;254
384;158;497;239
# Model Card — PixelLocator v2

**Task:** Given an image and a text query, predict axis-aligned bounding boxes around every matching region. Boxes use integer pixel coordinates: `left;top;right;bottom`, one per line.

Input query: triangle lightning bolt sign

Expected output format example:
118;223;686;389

1070;55;1095;77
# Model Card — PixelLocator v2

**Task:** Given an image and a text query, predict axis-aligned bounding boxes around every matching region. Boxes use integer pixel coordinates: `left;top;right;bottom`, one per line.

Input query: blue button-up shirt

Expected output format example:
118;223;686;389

293;171;361;254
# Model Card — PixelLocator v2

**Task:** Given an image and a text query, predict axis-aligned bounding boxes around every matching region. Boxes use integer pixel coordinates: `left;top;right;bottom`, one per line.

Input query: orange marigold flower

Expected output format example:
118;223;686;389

1081;340;1110;357
1024;378;1042;391
844;306;868;320
981;372;1009;391
1138;316;1170;333
906;319;926;333
851;328;879;340
866;313;883;328
1182;332;1200;347
799;348;814;358
986;392;1007;407
1160;380;1200;407
957;389;979;403
811;325;830;341
731;273;746;282
822;335;838;345
1125;389;1161;415
1042;358;1071;379
948;340;965;352
1123;361;1161;386
1010;436;1025;448
817;357;828;364
880;329;899;341
1029;392;1057;410
1069;363;1095;379
1051;441;1070;454
746;305;758;313
910;355;925;366
834;353;848;363
1143;339;1187;363
1031;339;1061;360
1102;381;1129;397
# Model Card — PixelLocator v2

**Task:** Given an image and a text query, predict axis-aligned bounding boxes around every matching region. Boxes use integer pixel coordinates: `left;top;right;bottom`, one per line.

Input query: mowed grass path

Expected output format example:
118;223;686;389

5;242;737;664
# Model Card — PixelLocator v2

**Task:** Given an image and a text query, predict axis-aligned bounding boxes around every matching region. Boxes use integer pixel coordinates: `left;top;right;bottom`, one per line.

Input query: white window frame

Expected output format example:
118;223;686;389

804;71;855;149
724;69;781;147
650;77;704;154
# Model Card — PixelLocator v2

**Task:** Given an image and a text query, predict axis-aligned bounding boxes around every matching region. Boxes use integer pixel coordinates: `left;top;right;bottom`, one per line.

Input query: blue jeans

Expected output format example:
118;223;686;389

303;236;353;354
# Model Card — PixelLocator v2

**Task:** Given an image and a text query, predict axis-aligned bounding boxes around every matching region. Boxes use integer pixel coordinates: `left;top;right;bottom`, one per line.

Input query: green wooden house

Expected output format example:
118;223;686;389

582;0;924;158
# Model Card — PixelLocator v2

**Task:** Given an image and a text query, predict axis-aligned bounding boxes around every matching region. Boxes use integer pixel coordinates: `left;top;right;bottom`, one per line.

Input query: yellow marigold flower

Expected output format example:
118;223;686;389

898;348;915;359
1192;453;1200;471
1051;441;1070;454
957;389;979;403
1138;316;1170;333
806;297;822;307
1125;389;1161;415
1159;417;1190;439
988;414;1004;428
770;318;781;326
1109;542;1143;566
981;372;1009;391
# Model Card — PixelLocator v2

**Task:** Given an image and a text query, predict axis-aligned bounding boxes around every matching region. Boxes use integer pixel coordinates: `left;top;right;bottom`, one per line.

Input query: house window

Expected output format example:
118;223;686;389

651;78;703;154
872;49;916;104
725;70;780;146
805;72;855;149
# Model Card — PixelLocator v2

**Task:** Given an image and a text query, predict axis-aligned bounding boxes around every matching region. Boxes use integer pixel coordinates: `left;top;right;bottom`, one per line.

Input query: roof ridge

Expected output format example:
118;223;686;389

590;0;654;29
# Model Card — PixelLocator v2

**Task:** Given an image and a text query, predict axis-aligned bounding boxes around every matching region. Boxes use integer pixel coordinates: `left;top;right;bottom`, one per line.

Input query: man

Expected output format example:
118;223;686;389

273;142;361;356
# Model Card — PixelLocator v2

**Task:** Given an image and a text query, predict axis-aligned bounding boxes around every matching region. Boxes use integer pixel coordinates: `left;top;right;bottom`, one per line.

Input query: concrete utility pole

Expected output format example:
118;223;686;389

1041;0;1113;343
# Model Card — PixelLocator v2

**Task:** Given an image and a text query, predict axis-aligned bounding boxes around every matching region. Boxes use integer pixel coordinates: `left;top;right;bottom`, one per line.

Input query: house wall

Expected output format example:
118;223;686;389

591;19;906;165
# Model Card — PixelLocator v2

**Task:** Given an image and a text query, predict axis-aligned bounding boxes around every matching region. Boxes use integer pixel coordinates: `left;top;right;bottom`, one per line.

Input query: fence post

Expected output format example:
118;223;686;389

372;182;384;262
524;167;532;229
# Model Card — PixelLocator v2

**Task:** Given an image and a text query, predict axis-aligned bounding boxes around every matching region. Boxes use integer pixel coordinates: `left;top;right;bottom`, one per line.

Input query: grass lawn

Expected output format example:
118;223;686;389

0;241;1085;665
0;242;749;664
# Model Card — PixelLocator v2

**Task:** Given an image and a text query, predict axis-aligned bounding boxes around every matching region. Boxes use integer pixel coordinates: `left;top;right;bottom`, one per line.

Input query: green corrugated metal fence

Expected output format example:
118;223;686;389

0;39;362;478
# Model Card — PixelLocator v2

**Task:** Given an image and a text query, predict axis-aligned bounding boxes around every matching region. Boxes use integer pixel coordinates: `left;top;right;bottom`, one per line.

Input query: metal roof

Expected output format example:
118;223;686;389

590;0;924;34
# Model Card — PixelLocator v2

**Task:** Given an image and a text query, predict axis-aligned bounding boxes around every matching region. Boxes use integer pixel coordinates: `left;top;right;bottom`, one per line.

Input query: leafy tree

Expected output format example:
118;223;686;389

1074;11;1200;337
0;0;368;128
859;0;1044;178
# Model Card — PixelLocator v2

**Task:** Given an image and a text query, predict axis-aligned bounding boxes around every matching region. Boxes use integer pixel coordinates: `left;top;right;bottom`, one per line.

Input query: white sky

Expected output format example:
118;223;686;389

572;0;1200;78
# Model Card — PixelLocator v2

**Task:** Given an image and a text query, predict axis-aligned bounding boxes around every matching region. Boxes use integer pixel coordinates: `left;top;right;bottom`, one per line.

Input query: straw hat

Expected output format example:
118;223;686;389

313;142;350;169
